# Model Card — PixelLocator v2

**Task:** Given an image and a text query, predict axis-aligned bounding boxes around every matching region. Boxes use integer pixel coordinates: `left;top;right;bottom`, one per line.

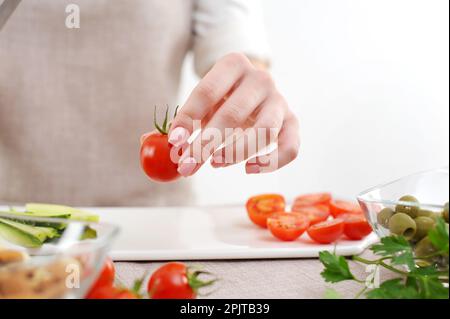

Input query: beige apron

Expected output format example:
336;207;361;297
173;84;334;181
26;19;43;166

0;0;195;206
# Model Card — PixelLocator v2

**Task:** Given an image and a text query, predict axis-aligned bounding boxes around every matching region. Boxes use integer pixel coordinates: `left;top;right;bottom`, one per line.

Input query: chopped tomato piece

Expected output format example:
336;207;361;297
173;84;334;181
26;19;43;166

246;194;285;228
292;205;330;225
293;193;332;208
267;212;310;241
329;200;363;217
307;219;344;244
338;214;372;240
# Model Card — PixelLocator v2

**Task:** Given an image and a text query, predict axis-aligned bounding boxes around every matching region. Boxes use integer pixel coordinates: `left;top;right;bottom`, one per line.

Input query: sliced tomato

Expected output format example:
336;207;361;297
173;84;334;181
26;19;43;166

267;212;310;241
292;205;330;225
307;219;344;244
246;194;286;228
338;214;372;240
293;193;332;208
329;200;363;217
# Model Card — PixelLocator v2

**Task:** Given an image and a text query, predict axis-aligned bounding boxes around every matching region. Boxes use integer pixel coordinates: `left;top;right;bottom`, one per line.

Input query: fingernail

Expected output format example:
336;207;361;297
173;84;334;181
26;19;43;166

177;157;197;177
246;165;260;174
168;127;190;147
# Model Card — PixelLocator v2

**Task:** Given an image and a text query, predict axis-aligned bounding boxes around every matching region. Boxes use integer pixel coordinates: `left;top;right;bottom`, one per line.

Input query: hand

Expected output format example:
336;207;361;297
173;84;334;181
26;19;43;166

168;53;300;177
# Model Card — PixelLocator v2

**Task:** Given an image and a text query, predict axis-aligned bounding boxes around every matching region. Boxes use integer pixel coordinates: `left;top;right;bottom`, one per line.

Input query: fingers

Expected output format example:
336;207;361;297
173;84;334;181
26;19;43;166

246;113;300;174
168;52;300;177
177;69;276;176
210;94;287;168
168;53;254;147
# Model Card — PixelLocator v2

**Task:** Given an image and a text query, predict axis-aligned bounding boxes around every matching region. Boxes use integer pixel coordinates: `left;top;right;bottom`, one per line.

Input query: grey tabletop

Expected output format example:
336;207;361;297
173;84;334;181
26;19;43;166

115;250;391;299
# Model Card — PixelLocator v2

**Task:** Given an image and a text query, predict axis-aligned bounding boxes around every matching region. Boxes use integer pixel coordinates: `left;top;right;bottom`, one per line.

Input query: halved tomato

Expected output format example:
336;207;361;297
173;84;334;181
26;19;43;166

307;219;344;244
329;200;363;217
267;212;310;241
292;205;330;225
338;214;372;240
293;193;332;208
246;194;285;228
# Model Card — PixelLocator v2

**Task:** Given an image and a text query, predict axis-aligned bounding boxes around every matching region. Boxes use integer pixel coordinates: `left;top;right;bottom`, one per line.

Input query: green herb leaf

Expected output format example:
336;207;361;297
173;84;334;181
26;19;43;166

371;236;411;255
417;276;449;299
410;265;440;277
319;251;354;283
391;250;415;270
371;236;415;270
366;278;421;299
428;218;449;254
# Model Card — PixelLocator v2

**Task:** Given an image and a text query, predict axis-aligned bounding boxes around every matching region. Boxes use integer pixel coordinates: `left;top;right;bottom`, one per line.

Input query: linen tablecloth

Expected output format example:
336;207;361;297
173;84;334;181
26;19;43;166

115;251;389;299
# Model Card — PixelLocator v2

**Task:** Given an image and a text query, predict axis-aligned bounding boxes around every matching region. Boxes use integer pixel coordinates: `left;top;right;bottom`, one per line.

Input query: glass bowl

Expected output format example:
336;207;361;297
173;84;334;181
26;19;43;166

357;167;449;238
0;210;119;299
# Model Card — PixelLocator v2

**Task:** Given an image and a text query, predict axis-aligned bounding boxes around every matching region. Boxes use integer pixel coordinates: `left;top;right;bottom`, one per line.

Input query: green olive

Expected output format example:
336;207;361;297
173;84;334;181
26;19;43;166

395;195;420;218
377;208;394;228
389;212;417;239
416;209;434;218
413;216;435;241
442;202;449;223
414;236;437;258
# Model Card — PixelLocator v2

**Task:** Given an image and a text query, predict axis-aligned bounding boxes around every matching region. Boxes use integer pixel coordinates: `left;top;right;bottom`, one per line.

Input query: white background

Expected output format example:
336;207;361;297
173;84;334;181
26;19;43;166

179;0;449;205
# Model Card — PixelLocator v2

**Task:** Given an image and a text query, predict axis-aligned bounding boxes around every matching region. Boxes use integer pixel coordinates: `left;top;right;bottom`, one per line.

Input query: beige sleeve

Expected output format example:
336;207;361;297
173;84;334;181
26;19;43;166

192;0;271;76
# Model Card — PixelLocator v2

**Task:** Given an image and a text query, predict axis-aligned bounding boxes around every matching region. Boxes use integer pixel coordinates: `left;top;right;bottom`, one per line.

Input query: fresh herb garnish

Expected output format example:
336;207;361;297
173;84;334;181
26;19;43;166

319;218;449;299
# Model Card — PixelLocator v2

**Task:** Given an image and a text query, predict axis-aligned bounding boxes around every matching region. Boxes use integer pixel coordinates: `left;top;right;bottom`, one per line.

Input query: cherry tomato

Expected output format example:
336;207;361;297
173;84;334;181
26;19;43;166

148;262;213;299
140;132;180;182
87;286;137;299
292;205;330;225
338;214;372;240
329;200;363;217
293;193;332;208
307;219;344;244
267;212;310;241
246;194;286;228
147;262;194;299
86;257;115;298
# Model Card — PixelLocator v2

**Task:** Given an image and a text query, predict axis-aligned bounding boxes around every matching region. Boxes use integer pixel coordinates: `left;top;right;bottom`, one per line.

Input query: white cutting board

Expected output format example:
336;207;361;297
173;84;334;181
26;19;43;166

92;206;379;261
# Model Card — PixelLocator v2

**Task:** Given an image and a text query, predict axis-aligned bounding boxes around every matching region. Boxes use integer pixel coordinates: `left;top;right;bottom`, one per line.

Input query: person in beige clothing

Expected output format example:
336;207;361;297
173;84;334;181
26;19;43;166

0;0;299;207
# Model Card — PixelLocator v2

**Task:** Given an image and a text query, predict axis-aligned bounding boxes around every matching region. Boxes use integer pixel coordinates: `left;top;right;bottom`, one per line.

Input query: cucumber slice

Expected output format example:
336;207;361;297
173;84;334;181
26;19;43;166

0;218;46;248
80;226;97;240
34;226;60;239
25;203;99;222
3;210;70;229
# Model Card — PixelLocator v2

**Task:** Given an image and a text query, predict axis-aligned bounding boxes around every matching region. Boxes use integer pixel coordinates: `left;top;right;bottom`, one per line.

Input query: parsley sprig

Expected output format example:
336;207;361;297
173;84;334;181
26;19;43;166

319;218;449;299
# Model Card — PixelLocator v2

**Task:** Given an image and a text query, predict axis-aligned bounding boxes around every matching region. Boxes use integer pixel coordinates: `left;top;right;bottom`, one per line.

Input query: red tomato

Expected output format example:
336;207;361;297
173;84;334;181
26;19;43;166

86;257;115;298
148;262;200;299
338;214;372;240
293;193;332;208
267;212;310;241
140;132;180;182
246;194;286;228
307;219;344;244
292;205;330;225
329;200;363;217
87;286;137;299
